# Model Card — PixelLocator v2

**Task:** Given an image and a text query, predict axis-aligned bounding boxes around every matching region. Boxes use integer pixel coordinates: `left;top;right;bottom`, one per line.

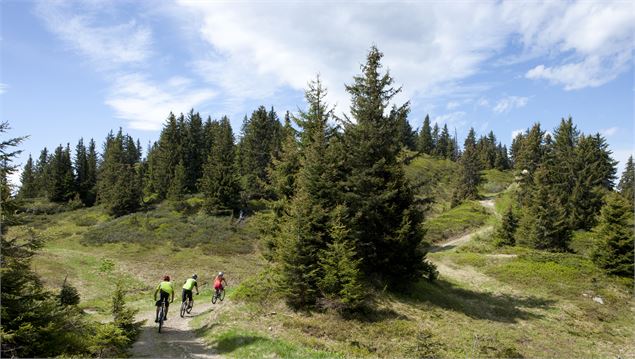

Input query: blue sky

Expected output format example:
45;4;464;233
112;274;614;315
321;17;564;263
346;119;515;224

2;0;634;185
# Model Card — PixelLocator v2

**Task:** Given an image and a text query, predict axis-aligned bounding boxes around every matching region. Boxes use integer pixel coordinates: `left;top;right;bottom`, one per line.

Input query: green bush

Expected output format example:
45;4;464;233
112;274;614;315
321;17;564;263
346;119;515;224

58;278;80;306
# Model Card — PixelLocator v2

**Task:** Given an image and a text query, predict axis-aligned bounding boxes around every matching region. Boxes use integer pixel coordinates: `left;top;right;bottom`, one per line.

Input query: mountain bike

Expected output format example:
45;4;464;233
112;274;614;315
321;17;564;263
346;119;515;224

211;287;225;304
180;293;197;317
157;300;167;333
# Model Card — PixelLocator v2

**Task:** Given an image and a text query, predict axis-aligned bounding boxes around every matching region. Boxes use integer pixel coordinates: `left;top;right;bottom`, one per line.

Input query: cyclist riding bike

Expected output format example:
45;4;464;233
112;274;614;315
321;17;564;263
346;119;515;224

213;271;227;296
154;275;174;322
182;274;199;307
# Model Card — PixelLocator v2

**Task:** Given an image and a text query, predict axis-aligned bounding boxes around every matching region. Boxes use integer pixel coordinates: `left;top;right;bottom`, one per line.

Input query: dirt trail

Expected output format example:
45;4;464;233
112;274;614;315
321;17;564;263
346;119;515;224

131;299;224;358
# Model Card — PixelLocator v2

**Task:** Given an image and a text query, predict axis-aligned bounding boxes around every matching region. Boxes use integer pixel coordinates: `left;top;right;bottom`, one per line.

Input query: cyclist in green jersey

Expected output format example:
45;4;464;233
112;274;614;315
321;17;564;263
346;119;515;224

154;275;174;322
182;274;199;307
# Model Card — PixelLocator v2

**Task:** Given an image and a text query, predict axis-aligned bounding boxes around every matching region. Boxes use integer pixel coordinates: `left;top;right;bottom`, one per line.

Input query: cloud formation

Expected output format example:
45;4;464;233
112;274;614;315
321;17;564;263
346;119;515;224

493;96;529;114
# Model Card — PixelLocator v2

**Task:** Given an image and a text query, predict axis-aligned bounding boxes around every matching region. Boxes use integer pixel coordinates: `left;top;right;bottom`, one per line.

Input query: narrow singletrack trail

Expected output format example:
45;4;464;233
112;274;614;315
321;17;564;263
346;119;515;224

131;299;224;358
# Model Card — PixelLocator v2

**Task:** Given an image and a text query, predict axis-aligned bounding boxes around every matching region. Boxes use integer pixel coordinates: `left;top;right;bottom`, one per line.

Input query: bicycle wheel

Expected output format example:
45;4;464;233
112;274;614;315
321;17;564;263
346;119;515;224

219;289;225;302
158;306;164;333
180;301;187;318
186;300;193;314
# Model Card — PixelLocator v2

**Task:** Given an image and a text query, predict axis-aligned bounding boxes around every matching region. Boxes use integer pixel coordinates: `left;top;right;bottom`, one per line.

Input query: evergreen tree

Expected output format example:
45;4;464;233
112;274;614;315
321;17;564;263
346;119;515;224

184;109;205;192
431;123;440;156
34;147;51;197
276;76;337;307
418;115;433;155
200;116;241;213
394;105;417;150
437;124;451;159
618;155;634;207
74;138;96;206
0;122;26;230
85;139;98;206
451;128;481;206
167;160;186;202
148;113;182;200
58;277;80;306
98;130;141;216
318;206;366;310
515;124;544;206
592;192;634;277
48;144;76;202
494;206;517;246
517;148;571;251
340;46;430;285
268;112;301;203
239;106;283;200
18;154;37;198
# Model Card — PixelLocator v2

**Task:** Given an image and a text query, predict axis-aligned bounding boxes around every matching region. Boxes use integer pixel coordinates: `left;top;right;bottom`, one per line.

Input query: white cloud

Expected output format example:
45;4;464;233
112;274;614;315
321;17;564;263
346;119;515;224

36;1;152;69
513;1;634;90
432;111;467;129
493;96;529;114
511;129;524;141
0;83;7;95
446;101;460;110
600;127;619;137
105;74;216;130
477;98;489;107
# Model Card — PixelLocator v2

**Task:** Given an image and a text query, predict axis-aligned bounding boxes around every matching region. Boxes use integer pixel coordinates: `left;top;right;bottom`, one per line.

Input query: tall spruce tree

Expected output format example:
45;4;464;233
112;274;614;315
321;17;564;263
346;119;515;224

592;192;634;277
98;130;141;216
618;156;634;208
451;128;481;206
494;206;517;246
268;112;301;203
340;46;430;285
199;116;241;213
84;139;98;206
167;161;186;202
418;115;433;155
239;106;283;200
276;76;338;307
48;144;75;202
184;110;205;192
517;144;571;251
394;105;417;150
18;155;37;198
74;138;97;206
437;124;451;159
431;123;440;156
148;113;182;200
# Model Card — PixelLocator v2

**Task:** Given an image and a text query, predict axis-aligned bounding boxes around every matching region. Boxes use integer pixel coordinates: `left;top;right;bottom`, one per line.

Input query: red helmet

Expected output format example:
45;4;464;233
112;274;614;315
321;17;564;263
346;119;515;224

163;275;170;281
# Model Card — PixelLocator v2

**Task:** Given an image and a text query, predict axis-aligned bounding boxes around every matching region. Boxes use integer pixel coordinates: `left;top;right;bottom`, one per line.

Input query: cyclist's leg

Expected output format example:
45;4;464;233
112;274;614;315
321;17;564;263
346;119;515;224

187;290;193;307
182;288;187;303
161;291;170;320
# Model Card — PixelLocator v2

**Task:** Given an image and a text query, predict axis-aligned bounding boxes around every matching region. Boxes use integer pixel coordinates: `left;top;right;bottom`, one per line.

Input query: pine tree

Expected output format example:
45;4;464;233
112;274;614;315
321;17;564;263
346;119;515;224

184;109;205;192
517;151;571;251
437;124;451;159
418;115;433;155
85;139;98;206
148;113;182;200
167;160;186;202
58;277;80;306
318;206;366;311
48;144;76;202
98;130;141;216
239;106;283;200
451;128;481;206
34;147;51;197
431;123;440;156
515;124;544;206
618;156;634;208
268;112;301;203
341;46;430;285
394;105;417;150
18;154;37;198
592;192;634;277
494;206;517;246
200;116;241;213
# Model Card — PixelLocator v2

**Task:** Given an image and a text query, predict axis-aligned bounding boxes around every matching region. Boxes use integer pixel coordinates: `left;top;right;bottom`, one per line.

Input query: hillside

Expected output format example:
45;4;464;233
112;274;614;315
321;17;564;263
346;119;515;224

9;156;633;358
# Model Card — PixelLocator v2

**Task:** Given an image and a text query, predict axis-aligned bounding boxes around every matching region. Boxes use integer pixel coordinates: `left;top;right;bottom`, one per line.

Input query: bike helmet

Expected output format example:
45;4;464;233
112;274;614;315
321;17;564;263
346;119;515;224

192;274;198;279
218;271;224;276
163;275;170;281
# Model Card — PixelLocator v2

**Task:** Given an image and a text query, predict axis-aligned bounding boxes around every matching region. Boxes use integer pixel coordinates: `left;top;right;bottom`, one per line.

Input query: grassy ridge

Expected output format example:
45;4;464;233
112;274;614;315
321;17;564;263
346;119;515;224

423;201;492;243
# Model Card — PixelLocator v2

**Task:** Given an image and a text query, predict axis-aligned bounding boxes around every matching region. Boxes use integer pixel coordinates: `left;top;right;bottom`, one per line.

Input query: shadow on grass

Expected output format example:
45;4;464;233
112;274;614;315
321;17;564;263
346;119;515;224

400;279;555;323
215;335;267;354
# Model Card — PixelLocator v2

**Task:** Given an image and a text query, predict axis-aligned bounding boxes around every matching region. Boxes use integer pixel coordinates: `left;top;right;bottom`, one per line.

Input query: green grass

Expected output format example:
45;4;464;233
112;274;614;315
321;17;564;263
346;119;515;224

423;201;492;243
404;154;459;214
479;169;514;196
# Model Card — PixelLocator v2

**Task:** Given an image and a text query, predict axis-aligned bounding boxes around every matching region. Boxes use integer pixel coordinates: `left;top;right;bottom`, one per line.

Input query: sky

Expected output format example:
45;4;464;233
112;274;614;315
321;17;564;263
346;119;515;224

2;0;634;186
